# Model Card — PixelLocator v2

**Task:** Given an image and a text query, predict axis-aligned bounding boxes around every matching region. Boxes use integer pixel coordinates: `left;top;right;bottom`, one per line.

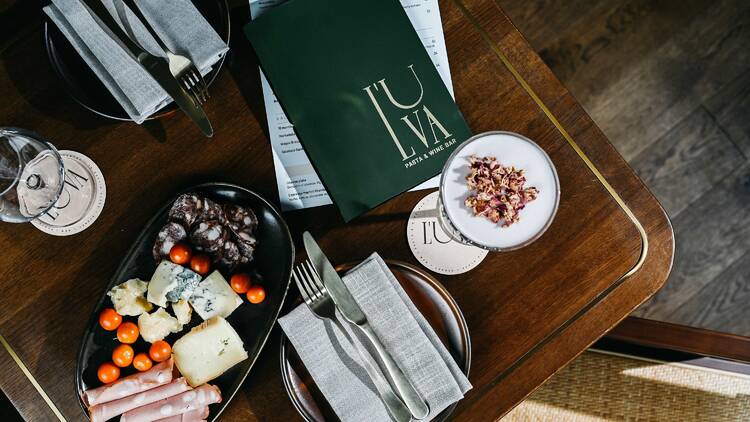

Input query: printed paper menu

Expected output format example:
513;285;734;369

249;0;455;211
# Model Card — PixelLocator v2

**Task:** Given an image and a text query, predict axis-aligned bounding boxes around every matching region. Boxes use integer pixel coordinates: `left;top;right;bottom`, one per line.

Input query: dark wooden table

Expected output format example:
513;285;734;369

0;0;674;420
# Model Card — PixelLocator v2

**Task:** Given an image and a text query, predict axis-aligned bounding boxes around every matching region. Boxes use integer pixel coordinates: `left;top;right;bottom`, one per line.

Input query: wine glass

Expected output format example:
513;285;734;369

436;131;560;252
0;128;65;223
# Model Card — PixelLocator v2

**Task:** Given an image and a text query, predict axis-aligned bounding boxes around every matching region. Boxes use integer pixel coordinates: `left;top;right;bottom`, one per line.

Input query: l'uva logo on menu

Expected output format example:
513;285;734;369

363;64;458;169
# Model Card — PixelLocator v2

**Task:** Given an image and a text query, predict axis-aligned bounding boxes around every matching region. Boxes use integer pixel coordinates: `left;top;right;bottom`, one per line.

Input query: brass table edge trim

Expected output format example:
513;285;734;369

0;332;67;421
450;0;650;410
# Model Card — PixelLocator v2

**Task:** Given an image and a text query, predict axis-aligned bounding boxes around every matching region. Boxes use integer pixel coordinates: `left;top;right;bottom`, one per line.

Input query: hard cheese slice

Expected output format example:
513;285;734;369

148;261;202;308
189;270;243;320
108;278;153;316
172;316;248;387
172;299;192;325
138;307;183;343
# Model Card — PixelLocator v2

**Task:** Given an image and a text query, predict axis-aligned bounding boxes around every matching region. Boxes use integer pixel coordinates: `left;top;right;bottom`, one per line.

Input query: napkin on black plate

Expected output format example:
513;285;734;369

44;0;228;123
279;254;471;421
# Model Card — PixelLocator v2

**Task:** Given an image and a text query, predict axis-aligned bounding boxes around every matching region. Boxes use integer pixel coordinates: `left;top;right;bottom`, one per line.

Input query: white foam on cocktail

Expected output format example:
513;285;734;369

441;132;559;250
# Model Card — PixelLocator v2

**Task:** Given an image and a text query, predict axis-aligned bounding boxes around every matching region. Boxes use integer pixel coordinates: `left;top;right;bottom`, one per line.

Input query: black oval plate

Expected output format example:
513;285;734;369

44;0;231;121
75;182;294;421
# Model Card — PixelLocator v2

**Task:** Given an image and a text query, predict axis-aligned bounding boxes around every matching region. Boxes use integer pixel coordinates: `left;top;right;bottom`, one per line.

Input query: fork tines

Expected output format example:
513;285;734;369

183;69;209;104
292;260;328;304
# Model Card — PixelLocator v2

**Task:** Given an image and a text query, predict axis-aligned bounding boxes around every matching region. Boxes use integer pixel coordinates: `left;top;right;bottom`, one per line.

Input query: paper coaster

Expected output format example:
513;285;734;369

32;150;106;236
407;191;488;275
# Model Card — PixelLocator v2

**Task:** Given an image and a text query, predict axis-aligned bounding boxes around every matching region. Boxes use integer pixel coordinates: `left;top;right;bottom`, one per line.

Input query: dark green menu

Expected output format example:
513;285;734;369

244;0;472;221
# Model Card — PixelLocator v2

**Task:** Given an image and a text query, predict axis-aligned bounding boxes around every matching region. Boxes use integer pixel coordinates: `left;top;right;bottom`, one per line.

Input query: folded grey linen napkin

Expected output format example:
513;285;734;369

279;254;471;421
44;0;228;123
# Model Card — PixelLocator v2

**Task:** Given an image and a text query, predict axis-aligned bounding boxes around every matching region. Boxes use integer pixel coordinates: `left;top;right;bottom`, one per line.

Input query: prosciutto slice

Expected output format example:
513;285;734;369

89;378;191;422
83;358;174;407
154;406;209;421
120;384;221;422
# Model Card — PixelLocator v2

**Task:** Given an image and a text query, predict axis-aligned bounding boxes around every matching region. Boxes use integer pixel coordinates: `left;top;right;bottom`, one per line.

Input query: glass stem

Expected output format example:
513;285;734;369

26;174;44;190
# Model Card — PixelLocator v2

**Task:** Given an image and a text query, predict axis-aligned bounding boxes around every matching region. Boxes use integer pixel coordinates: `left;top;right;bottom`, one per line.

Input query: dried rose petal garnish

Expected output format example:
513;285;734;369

464;155;539;227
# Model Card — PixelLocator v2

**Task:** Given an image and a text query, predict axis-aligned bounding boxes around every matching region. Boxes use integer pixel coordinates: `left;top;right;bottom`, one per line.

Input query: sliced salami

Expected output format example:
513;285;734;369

160;193;261;267
198;197;226;224
235;232;257;263
167;194;204;227
224;203;258;235
214;240;242;272
152;222;188;261
189;220;228;253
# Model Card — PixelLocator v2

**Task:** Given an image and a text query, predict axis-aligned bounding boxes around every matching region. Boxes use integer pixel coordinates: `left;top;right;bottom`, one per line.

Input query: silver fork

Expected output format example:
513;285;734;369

292;260;412;422
117;0;209;104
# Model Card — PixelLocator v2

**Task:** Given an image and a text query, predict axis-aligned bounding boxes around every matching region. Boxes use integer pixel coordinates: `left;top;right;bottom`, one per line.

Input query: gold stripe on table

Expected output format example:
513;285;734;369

0;332;67;421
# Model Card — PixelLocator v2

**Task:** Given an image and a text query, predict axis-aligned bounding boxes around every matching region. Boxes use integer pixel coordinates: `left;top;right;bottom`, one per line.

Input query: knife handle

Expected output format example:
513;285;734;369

329;319;412;422
358;323;430;419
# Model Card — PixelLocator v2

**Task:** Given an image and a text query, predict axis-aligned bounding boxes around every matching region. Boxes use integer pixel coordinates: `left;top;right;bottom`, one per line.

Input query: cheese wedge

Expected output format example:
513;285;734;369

189;270;243;320
172;300;192;325
148;261;202;307
138;308;183;343
108;278;153;316
172;317;248;387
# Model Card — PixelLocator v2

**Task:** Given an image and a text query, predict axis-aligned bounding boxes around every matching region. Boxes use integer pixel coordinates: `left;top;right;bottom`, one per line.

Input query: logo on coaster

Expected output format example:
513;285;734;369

32;150;106;236
407;191;487;275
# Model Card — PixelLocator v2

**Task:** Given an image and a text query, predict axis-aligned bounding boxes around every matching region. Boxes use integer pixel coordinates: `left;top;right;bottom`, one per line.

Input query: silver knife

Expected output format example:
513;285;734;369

78;0;213;137
303;232;430;419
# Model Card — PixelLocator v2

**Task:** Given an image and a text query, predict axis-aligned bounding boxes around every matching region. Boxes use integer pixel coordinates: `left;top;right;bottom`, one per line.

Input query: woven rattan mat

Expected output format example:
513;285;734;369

503;350;750;421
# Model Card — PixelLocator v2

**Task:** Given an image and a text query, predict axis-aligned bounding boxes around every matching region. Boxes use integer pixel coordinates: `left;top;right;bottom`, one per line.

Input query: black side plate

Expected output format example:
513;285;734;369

43;0;231;121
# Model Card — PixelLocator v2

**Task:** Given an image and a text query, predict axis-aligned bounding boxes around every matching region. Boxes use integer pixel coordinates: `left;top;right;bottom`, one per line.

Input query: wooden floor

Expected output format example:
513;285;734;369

502;0;750;336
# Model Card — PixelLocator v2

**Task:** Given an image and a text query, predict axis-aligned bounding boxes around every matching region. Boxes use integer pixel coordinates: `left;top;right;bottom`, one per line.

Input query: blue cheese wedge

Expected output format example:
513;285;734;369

189;270;243;321
108;278;153;316
172;316;248;387
148;261;202;307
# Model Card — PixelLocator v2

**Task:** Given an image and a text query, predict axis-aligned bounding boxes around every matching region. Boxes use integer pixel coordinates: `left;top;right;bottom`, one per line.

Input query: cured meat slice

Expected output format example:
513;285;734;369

198;198;225;224
89;378;191;422
225;203;258;263
223;204;257;235
213;240;241;273
154;407;209;422
168;194;204;227
189;220;228;253
83;358;174;407
120;384;221;422
235;231;257;263
152;222;188;261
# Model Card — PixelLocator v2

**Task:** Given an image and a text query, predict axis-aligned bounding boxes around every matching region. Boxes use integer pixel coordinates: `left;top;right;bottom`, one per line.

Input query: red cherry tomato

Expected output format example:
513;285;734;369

246;285;266;304
190;254;211;275
98;362;120;384
99;308;122;331
169;243;193;265
133;353;153;372
112;344;134;368
117;322;139;344
230;273;252;294
149;340;172;363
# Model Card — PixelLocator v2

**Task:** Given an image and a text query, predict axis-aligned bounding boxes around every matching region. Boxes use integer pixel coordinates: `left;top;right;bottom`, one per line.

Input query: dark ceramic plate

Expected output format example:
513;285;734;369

75;182;294;421
280;261;471;422
43;0;230;121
